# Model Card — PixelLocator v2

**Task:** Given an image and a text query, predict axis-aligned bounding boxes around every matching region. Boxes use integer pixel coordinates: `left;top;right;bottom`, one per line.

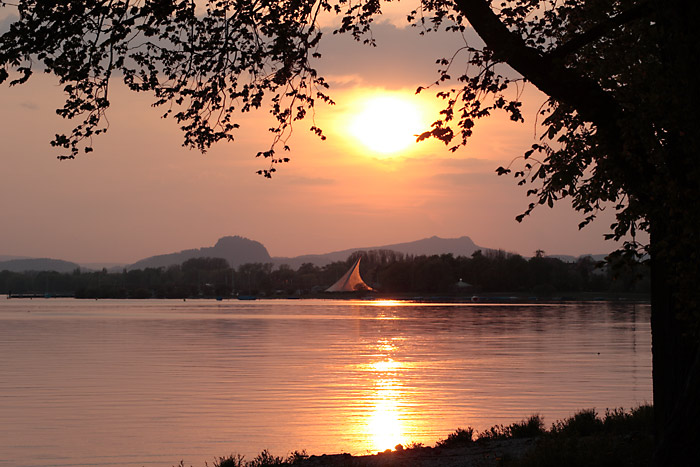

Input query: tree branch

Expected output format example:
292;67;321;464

453;0;616;125
546;0;653;62
451;0;650;195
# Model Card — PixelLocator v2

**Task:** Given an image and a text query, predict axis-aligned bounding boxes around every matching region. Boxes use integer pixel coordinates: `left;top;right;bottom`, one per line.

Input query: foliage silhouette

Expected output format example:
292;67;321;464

0;250;648;298
2;1;698;463
435;427;474;447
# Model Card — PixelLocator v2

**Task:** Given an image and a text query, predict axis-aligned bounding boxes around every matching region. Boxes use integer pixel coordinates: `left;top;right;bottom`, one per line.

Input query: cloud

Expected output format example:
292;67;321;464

20;101;39;110
428;171;503;187
282;176;335;186
323;73;367;88
315;22;472;89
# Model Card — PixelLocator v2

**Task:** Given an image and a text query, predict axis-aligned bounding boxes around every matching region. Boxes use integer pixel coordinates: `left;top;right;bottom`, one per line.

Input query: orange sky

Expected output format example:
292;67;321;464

0;16;631;264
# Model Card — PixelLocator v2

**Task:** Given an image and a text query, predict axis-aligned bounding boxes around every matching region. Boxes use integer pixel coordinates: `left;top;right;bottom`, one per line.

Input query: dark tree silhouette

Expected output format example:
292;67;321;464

416;2;698;464
2;1;698;463
0;0;335;176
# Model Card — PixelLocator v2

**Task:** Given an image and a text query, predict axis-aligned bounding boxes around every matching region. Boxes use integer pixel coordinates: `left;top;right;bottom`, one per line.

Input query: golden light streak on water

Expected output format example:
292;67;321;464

368;299;406;307
0;299;652;466
358;334;414;453
366;378;408;452
370;359;401;373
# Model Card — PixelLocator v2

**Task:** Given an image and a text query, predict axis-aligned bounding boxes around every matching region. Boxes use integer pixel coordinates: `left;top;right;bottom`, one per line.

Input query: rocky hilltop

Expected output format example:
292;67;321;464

272;235;484;268
2;235;607;273
127;236;271;270
126;235;486;271
0;258;82;273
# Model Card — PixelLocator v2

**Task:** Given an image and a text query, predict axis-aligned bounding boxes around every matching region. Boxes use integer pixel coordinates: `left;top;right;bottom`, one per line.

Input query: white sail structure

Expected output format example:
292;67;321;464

325;257;374;292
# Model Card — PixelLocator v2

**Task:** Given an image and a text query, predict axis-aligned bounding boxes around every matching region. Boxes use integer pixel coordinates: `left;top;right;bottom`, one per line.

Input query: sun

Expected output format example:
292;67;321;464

349;95;424;155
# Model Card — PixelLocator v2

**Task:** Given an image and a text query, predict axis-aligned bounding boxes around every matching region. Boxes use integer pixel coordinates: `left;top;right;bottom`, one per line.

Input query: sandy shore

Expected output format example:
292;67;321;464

297;438;535;466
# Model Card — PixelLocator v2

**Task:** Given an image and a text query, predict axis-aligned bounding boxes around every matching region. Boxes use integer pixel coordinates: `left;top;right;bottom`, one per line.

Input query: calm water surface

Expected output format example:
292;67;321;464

0;299;651;466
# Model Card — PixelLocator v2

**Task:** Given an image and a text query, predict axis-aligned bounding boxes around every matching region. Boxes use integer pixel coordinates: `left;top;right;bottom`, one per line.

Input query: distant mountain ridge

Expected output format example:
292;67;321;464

127;236;271;270
0;258;81;273
1;235;608;273
0;255;30;262
272;235;484;268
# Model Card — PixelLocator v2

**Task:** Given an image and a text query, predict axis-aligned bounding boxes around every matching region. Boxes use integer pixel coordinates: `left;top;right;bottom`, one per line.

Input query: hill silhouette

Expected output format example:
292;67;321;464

0;255;30;262
127;236;270;270
272;235;484;268
2;235;609;273
0;258;82;273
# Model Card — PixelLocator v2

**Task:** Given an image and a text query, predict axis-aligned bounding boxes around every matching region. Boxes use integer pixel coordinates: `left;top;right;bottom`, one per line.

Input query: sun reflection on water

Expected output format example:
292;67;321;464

368;300;405;307
370;359;400;373
366;378;408;452
358;355;413;452
375;338;398;353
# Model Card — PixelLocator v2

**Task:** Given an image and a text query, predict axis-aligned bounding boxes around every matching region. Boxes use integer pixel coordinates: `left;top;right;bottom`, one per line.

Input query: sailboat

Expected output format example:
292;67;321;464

325;257;374;292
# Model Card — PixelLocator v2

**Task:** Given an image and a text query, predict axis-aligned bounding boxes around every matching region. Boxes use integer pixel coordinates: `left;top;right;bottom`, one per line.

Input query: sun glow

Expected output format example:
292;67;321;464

370;299;404;307
367;381;407;452
370;359;400;372
349;95;424;156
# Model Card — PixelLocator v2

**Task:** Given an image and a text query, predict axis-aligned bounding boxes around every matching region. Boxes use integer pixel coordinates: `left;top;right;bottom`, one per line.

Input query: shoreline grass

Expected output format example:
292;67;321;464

176;405;653;467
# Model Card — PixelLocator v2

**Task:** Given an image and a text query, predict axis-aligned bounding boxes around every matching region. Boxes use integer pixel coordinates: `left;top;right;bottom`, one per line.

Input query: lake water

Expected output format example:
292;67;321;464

0;299;651;467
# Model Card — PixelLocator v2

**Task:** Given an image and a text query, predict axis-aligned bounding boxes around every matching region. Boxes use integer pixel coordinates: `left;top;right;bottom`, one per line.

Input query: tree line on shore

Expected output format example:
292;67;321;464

0;249;648;299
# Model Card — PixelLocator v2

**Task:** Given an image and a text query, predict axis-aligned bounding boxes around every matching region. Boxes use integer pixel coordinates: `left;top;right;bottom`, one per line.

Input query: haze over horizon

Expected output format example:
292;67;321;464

0;10;636;265
1;233;609;268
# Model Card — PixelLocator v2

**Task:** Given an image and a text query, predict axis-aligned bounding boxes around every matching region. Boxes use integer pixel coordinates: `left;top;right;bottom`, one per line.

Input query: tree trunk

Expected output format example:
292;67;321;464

646;4;700;463
450;3;700;461
650;222;700;466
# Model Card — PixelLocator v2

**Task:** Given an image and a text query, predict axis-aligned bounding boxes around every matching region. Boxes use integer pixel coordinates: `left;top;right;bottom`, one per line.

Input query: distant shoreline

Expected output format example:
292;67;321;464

6;292;650;303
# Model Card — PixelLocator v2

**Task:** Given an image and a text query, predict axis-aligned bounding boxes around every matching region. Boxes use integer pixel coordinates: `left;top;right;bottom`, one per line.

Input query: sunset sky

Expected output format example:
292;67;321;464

0;8;630;265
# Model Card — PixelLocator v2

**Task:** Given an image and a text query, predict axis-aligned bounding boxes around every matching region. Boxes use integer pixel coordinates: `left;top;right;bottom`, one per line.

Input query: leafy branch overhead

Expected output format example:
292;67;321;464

0;0;352;176
412;1;666;259
0;0;694;253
